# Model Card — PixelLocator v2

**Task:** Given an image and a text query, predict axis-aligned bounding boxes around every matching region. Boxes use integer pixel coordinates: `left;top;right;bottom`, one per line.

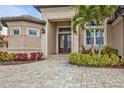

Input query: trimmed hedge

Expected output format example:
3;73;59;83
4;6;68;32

69;52;122;67
0;52;43;63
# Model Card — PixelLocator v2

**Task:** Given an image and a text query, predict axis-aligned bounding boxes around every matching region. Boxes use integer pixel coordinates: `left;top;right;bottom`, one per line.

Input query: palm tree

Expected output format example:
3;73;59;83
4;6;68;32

72;5;117;56
93;5;117;56
72;5;96;54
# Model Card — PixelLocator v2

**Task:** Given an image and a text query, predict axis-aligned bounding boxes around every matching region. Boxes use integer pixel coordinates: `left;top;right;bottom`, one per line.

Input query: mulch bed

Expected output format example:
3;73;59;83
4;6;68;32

69;62;124;69
0;58;45;65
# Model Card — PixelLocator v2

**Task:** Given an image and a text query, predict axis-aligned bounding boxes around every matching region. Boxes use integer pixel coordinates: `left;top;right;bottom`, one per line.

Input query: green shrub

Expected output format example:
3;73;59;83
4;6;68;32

69;52;120;67
87;55;100;66
81;54;90;65
110;53;120;65
100;54;111;66
101;46;118;55
69;52;82;64
111;49;118;55
0;53;15;62
101;46;112;55
121;57;124;65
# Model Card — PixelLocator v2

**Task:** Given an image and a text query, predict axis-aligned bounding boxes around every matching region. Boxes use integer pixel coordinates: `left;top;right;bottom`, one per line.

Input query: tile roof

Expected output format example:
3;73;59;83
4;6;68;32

0;15;46;25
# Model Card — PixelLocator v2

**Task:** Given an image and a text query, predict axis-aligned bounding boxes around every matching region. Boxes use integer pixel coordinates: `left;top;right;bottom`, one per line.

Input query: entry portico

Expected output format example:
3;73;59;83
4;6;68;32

38;5;80;57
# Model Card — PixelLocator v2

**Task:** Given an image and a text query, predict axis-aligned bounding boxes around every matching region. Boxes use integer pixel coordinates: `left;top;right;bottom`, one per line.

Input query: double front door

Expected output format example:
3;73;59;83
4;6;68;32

59;34;71;53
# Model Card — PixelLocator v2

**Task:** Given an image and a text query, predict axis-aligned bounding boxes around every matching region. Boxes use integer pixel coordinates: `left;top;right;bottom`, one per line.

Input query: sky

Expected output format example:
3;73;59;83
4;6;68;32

0;5;42;19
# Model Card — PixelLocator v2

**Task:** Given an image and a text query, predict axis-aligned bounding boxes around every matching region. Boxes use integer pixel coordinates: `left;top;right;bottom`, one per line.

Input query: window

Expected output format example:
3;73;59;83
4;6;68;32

14;30;19;35
29;30;37;36
27;28;40;37
59;27;71;32
11;27;21;36
85;28;104;45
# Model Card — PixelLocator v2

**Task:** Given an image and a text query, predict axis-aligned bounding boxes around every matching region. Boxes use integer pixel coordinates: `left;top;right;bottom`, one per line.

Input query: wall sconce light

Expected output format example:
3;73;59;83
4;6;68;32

42;28;45;34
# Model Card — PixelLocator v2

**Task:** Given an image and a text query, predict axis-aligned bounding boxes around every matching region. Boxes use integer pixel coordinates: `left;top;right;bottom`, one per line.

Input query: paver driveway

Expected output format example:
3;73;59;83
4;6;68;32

0;55;124;88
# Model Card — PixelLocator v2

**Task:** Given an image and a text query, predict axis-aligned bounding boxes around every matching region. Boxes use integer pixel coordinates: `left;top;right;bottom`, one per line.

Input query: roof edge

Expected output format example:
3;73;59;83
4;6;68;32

0;15;46;25
107;6;124;24
34;5;70;13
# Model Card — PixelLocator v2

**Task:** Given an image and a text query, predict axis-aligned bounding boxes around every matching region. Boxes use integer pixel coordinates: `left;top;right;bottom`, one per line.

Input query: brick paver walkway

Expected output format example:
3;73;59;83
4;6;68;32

0;55;124;88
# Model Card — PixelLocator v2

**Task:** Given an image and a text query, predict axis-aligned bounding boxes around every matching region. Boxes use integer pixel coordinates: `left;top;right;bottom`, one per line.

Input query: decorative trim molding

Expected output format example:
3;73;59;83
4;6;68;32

8;48;42;51
26;27;40;37
10;27;21;36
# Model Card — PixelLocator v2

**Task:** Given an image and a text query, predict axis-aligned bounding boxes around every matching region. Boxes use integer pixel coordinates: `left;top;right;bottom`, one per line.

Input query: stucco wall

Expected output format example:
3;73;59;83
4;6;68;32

40;6;75;20
47;21;56;55
6;21;44;52
112;20;123;56
107;19;123;56
107;24;113;47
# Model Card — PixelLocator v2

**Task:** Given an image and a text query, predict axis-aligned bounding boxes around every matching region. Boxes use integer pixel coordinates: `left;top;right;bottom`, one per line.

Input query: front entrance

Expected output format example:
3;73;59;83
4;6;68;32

59;34;71;53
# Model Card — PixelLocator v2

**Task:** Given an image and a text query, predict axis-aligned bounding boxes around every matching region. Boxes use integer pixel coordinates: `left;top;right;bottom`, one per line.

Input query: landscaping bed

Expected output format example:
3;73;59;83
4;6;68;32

0;52;44;65
69;46;124;68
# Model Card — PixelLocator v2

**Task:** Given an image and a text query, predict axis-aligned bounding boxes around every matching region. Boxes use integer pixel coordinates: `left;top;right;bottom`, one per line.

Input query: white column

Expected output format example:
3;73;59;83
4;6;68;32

44;19;49;58
71;25;79;52
56;26;59;54
41;25;46;58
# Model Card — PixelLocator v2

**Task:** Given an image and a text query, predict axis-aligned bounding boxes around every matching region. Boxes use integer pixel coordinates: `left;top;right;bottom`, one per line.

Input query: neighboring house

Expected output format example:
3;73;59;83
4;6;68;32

1;15;45;54
0;22;8;51
0;25;7;35
0;22;8;43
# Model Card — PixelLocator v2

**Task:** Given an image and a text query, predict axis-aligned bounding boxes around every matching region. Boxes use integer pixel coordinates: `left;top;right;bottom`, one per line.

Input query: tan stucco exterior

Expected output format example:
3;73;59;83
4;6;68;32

39;6;79;57
107;17;124;56
6;21;44;53
46;20;72;55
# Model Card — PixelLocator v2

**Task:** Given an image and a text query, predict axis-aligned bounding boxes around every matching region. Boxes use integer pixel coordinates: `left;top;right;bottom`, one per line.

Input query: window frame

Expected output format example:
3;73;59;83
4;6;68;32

84;26;105;46
10;27;21;36
26;27;40;37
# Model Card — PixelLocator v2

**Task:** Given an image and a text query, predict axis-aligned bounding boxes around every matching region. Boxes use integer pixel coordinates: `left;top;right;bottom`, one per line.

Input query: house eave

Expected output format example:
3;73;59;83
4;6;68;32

107;5;124;24
0;16;46;25
34;5;71;13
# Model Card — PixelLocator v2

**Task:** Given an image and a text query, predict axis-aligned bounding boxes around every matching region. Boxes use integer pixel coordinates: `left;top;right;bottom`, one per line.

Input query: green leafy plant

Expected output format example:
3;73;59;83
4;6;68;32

110;53;120;66
111;49;118;55
121;57;124;65
101;46;118;55
0;52;15;62
100;54;111;66
69;52;83;65
101;46;111;55
69;52;120;67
